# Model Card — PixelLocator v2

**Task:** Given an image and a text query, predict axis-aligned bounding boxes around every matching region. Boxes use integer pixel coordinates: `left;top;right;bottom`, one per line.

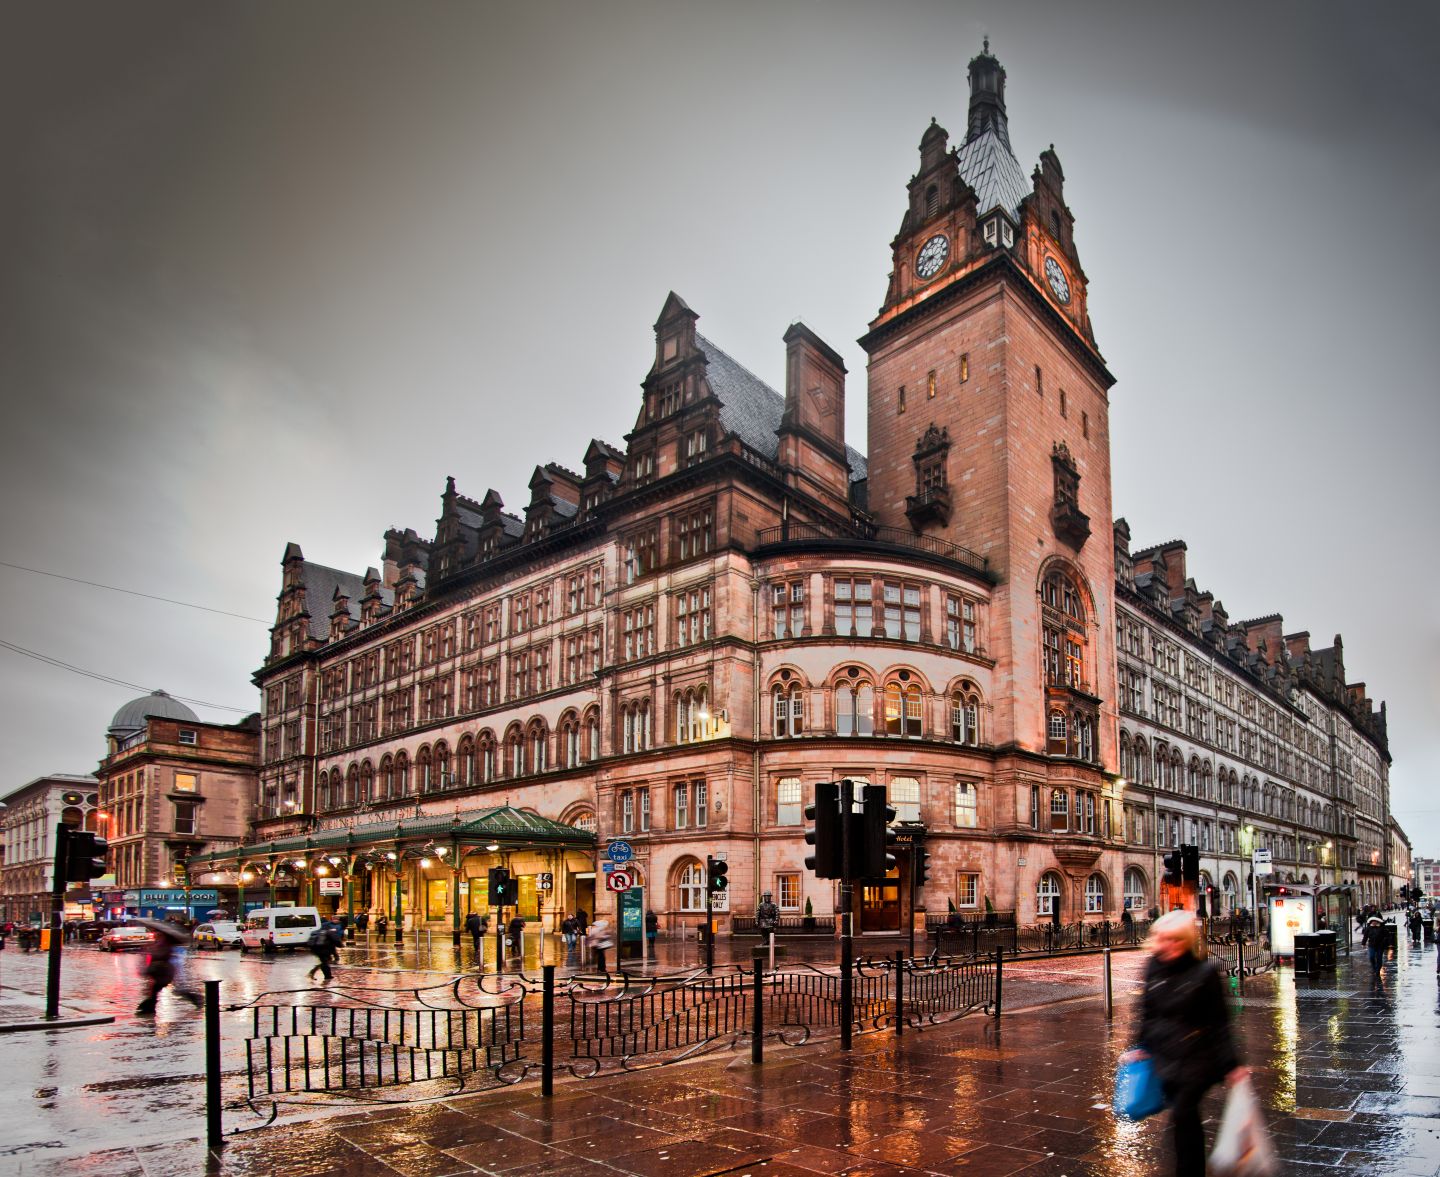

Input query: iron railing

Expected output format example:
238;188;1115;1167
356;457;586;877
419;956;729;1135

731;914;837;935
233;953;1000;1120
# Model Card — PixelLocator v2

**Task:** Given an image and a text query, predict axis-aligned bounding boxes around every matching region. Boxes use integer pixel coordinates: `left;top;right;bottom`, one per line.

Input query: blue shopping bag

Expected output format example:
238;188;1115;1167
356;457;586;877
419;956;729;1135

1114;1055;1166;1121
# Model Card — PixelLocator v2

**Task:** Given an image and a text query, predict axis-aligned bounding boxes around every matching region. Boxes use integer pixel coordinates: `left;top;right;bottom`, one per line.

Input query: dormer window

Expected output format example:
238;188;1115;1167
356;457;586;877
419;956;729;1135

1001;222;1014;247
984;218;997;246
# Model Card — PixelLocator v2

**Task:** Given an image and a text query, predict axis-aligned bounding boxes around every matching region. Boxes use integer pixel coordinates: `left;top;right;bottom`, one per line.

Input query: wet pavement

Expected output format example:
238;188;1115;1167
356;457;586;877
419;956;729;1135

4;922;1439;1175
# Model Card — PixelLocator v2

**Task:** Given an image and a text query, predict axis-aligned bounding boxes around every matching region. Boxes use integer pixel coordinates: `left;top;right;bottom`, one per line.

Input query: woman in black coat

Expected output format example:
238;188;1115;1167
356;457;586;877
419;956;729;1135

1124;910;1247;1177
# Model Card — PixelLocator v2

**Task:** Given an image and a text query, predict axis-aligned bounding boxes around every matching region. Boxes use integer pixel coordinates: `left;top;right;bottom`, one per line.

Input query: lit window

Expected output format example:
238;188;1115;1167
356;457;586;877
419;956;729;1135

889;777;920;824
957;873;978;908
776;778;801;826
954;781;977;828
173;772;198;794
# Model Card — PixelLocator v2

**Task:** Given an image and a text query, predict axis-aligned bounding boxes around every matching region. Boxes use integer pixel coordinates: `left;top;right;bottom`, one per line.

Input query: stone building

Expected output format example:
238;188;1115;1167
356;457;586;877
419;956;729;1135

94;691;259;920
0;774;100;924
194;44;1393;940
1113;532;1391;918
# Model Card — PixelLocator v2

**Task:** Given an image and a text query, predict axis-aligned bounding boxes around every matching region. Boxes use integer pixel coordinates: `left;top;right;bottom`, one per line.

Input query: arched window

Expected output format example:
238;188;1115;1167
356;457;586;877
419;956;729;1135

1048;710;1067;743
1075;716;1093;762
836;679;874;737
527;722;548;773
676;687;708;744
478;732;496;782
571;810;596;835
345;764;360;806
884;682;922;738
951;685;981;745
772;684;803;738
1084;874;1107;914
584;710;601;762
394;751;410;795
563;719;580;768
623;699;652;753
1119;732;1132;781
457;737;475;785
1188;758;1200;796
1200;764;1212;801
678;861;707;912
1170;750;1183;791
1049;788;1069;833
434;741;451;788
1036;872;1062;917
379;755;395;798
1123;868;1146;912
1040;567;1087;688
416;746;433;793
889;776;920;823
360;760;374;802
1134;737;1150;784
954;780;977;828
504;726;524;777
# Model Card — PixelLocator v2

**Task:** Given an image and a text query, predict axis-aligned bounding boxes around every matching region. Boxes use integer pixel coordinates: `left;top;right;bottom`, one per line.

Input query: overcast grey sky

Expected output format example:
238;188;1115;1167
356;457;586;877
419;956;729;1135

3;2;1437;851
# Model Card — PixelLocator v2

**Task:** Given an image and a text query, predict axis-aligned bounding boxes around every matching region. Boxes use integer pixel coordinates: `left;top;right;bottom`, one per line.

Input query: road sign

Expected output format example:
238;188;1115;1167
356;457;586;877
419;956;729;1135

606;840;634;864
1252;849;1271;864
606;869;634;892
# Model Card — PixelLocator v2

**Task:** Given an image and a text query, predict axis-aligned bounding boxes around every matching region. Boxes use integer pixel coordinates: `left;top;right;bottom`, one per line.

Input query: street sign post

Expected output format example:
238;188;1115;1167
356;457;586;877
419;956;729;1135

606;841;633;864
605;869;634;892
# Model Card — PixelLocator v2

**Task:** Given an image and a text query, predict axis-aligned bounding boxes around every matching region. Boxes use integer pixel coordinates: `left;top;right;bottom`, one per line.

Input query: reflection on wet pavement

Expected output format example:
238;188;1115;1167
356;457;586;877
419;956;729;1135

4;928;1439;1174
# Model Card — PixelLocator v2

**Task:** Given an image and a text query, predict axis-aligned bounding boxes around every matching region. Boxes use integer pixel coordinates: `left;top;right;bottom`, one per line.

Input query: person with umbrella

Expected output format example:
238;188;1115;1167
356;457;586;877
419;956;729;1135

131;918;203;1015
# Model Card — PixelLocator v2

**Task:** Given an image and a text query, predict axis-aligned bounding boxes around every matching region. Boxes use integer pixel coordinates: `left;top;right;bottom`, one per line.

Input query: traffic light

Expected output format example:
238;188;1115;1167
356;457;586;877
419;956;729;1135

707;856;729;894
913;842;931;889
63;829;109;883
859;784;897;879
1162;850;1183;887
1181;844;1199;885
1400;885;1410;901
804;780;842;879
488;866;515;905
1197;887;1209;919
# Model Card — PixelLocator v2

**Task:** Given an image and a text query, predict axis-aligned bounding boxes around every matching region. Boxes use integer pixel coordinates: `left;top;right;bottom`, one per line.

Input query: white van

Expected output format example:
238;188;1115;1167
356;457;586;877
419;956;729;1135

240;907;323;952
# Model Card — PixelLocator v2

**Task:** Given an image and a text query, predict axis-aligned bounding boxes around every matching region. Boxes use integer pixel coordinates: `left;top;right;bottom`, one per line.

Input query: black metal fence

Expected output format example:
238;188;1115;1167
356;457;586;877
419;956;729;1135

232;953;999;1120
730;914;838;936
928;917;1152;959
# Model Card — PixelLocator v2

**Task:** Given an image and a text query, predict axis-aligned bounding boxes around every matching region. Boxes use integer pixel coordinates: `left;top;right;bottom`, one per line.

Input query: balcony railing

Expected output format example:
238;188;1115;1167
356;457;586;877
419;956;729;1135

756;522;987;577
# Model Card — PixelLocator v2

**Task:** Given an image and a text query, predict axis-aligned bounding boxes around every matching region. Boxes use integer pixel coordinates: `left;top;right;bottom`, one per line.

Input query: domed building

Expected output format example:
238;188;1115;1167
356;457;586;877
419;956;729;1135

94;690;260;921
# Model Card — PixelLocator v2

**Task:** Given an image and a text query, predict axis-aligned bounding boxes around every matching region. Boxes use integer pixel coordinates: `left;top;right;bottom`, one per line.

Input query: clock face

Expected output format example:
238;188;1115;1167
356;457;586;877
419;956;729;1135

915;234;949;280
1044;255;1071;304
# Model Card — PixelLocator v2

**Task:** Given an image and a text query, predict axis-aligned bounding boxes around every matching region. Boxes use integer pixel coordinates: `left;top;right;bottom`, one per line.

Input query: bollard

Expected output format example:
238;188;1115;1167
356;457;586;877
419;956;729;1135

204;980;223;1151
1237;936;1246;994
894;949;905;1037
752;947;764;1066
994;946;1004;1019
541;965;554;1096
1103;948;1113;1019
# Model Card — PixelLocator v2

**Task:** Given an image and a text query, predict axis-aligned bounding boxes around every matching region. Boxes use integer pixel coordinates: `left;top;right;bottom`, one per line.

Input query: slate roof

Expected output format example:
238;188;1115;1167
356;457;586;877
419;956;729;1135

696;333;868;483
956;128;1031;220
300;562;392;640
109;690;199;735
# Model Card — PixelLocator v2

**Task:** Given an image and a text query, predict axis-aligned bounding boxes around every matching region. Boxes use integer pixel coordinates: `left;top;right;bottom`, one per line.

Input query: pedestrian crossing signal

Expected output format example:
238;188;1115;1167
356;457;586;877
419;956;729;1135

706;856;728;893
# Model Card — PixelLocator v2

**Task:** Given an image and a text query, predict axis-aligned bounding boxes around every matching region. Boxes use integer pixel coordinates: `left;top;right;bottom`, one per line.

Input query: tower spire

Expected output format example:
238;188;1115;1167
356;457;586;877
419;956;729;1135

965;41;1010;150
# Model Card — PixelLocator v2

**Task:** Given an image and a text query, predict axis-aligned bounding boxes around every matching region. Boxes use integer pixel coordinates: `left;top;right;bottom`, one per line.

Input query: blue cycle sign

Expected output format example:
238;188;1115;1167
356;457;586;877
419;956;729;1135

606;840;634;864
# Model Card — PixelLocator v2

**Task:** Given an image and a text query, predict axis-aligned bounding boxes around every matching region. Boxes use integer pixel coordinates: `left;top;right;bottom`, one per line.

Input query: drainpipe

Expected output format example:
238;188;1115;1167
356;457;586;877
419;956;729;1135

751;578;762;907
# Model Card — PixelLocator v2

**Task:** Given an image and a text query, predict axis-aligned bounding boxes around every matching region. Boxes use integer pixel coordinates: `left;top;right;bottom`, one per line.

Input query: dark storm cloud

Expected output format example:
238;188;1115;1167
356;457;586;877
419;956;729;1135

1;1;1436;850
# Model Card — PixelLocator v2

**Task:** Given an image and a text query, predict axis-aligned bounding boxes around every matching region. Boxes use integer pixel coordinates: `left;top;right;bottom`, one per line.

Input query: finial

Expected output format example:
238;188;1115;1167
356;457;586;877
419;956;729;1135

931;116;937;125
983;36;990;54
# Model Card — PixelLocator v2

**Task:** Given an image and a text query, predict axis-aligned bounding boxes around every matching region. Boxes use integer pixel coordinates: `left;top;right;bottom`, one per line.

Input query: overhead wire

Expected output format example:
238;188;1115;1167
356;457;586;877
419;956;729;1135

0;559;270;624
0;638;253;713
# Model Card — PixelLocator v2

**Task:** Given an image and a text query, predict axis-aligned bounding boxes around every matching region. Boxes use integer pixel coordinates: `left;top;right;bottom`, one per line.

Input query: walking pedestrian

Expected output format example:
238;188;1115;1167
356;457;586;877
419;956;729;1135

376;914;389;940
507;914;526;957
465;911;483;960
587;917;614;974
1363;916;1387;976
134;921;202;1015
561;913;578;951
1408;909;1423;943
355;911;369;934
575;909;588;936
1122;910;1246;1177
645;909;659;952
307;920;341;984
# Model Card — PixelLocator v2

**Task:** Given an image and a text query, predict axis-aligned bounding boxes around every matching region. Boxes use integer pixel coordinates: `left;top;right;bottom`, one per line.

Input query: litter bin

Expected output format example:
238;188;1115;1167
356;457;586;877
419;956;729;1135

1423;917;1434;945
39;927;51;951
1312;929;1337;971
1293;932;1320;977
1383;920;1399;952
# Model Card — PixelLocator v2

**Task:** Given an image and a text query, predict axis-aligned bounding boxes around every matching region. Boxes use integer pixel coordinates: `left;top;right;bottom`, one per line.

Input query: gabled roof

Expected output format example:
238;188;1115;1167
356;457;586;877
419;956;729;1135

301;562;381;640
697;333;868;483
956;128;1030;220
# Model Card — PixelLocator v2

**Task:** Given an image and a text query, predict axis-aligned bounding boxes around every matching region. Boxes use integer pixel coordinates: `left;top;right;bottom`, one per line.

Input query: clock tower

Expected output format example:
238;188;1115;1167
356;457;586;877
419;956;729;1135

859;42;1119;797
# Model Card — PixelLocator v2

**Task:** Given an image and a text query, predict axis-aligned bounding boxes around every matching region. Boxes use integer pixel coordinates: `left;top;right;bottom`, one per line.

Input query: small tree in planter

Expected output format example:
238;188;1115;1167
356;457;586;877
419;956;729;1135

802;896;815;932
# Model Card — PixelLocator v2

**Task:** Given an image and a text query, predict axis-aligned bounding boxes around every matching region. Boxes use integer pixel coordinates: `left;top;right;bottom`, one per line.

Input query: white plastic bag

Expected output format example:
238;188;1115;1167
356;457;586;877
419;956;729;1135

1211;1075;1278;1176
